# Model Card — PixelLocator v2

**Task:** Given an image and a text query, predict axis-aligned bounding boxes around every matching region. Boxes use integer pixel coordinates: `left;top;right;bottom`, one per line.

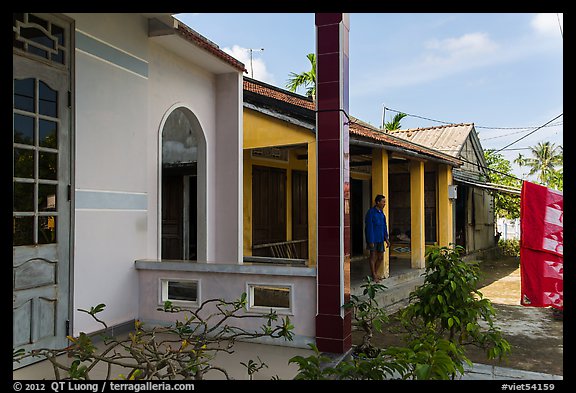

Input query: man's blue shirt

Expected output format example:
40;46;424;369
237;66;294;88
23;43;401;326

365;206;389;244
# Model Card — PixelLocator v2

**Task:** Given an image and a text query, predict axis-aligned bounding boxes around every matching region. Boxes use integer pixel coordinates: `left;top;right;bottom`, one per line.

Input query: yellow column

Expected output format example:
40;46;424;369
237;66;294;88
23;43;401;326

437;164;454;247
371;149;390;278
243;150;252;256
410;160;425;269
308;141;317;267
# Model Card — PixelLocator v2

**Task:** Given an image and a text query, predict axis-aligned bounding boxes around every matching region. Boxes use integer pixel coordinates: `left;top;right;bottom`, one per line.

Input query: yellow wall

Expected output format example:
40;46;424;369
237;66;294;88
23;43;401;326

437;164;454;247
242;108;316;263
244;109;315;149
371;149;390;278
410;160;426;269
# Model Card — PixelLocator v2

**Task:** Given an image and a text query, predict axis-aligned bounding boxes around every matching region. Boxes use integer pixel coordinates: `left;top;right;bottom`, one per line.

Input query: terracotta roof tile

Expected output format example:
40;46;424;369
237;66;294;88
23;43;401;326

244;78;315;110
175;22;246;73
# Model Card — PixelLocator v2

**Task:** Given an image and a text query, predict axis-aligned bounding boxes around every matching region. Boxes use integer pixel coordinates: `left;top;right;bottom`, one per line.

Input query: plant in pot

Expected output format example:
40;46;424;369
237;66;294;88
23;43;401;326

344;276;389;358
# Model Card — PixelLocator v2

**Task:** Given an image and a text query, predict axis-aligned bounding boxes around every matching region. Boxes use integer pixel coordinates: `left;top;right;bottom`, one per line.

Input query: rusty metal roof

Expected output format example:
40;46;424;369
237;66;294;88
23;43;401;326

388;123;475;158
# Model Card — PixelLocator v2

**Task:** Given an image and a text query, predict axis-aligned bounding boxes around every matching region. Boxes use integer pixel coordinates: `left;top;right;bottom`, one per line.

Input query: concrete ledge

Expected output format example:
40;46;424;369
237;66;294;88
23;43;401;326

462;363;563;380
135;259;316;277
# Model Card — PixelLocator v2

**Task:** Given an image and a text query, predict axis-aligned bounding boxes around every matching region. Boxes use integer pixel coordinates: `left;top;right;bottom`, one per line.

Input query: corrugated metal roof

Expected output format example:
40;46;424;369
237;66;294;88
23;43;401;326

388;123;475;158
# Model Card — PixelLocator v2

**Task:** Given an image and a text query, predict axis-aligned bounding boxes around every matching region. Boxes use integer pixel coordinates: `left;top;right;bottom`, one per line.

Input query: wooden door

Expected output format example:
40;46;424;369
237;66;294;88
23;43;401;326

252;166;286;257
162;174;183;259
13;13;72;369
350;178;364;256
291;170;308;259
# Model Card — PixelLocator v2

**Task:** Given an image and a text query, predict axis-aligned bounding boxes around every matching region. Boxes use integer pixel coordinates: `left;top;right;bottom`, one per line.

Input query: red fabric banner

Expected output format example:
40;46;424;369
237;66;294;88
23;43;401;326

520;181;563;310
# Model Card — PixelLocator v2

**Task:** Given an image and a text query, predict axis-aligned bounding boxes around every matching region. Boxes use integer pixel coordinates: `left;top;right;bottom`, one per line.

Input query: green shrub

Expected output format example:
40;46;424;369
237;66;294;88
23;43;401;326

499;239;520;257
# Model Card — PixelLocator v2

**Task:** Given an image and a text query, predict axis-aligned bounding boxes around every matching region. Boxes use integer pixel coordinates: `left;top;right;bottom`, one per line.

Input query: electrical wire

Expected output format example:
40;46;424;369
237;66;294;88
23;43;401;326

493;114;563;153
384;106;562;131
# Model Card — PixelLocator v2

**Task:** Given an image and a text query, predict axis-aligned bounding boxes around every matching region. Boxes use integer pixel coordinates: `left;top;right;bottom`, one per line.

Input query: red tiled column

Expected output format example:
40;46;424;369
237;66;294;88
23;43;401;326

315;13;351;354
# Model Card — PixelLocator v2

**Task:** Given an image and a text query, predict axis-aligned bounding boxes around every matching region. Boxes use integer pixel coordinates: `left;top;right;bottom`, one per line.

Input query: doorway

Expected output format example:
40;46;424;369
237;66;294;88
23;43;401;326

13;13;72;368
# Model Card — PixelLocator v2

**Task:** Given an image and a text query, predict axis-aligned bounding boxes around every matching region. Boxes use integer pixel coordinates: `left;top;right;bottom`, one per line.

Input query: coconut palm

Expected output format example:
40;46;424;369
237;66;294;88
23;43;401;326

385;112;408;131
286;53;316;100
514;142;563;186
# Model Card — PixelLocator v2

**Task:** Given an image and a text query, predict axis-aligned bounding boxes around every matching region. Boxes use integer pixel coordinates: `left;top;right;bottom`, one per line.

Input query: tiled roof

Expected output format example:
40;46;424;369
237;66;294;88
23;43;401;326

244;78;315;110
175;20;246;73
243;78;462;165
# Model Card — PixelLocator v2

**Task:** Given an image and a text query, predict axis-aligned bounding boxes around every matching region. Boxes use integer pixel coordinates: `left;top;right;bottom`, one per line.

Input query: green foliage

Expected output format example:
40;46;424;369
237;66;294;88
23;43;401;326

343;276;389;356
498;239;520;257
286;53;316;99
484;150;522;219
400;245;510;379
385;326;470;380
289;344;334;380
240;357;268;380
291;249;511;380
13;294;294;380
384;112;407;131
290;343;407;380
514;142;563;188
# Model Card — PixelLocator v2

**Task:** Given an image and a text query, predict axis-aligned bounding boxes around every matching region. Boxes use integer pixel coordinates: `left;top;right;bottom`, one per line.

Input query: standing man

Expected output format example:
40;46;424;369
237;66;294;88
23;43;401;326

365;194;390;282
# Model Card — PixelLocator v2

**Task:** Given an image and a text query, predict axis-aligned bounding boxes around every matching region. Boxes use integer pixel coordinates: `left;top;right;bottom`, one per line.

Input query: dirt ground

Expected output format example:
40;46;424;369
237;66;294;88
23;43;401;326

351;256;564;376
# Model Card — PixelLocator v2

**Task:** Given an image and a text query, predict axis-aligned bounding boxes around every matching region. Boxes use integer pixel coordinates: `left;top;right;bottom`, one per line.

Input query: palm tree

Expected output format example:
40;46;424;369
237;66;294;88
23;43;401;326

514;142;563;186
286;53;316;100
385;112;408;131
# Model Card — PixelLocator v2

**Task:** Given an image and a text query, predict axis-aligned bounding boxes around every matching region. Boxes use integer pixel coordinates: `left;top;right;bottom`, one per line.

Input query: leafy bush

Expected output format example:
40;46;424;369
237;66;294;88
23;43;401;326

291;245;511;380
499;239;520;257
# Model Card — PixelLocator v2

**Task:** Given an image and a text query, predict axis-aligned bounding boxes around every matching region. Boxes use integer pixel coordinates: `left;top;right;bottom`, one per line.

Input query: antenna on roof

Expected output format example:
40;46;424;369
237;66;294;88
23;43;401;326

381;104;386;131
246;48;264;79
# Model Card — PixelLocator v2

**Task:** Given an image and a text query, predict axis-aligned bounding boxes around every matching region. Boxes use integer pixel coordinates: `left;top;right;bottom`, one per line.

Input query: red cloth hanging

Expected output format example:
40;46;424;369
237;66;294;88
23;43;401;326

520;181;563;310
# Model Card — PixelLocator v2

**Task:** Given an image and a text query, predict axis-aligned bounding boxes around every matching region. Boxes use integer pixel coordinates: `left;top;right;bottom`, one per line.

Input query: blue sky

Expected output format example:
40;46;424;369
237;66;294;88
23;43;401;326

174;13;563;180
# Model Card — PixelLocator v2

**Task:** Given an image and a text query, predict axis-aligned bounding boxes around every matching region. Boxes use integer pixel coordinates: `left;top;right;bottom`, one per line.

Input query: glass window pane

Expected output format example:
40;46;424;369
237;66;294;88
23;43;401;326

28;14;49;30
39;81;57;117
38;184;57;212
14;79;35;112
13;216;34;246
39;152;57;180
14;114;35;145
52;24;64;46
39;119;57;148
252;286;290;309
14;148;34;178
21;27;55;50
168;281;198;302
28;45;48;59
38;216;56;244
52;49;64;64
13;182;35;212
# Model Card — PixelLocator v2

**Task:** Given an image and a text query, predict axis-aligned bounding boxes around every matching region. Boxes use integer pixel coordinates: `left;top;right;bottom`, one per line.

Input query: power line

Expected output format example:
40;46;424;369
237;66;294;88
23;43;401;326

480;125;563;141
384;106;562;131
493;114;563;153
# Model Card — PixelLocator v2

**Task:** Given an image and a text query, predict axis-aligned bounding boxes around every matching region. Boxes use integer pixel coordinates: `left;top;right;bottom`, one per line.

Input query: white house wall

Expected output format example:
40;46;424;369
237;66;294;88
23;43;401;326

67;13;242;335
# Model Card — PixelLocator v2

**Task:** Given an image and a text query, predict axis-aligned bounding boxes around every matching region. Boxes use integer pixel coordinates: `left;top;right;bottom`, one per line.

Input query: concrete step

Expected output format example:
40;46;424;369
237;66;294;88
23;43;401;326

351;268;426;315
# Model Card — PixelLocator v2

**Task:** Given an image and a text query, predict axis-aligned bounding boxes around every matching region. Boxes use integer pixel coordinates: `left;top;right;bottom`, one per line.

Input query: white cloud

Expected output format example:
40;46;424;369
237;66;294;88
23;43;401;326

353;32;499;92
531;13;563;36
423;32;498;66
222;45;275;84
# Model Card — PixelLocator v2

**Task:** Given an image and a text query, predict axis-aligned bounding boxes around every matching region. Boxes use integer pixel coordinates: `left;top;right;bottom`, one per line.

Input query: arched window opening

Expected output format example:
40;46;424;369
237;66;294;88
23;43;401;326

161;108;201;260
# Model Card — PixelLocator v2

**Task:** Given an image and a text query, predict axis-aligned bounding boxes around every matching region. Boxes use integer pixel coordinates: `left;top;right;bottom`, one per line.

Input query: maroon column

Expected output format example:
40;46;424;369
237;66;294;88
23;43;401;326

315;13;351;354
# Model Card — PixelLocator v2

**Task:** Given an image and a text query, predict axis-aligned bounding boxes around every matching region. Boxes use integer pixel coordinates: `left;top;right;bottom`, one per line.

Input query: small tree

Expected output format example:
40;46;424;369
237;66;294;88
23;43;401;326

343;276;388;358
13;294;294;380
399;245;511;379
484;150;522;219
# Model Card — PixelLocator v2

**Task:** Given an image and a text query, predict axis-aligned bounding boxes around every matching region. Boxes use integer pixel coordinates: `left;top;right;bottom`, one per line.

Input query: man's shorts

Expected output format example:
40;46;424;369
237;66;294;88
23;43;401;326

367;242;385;252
